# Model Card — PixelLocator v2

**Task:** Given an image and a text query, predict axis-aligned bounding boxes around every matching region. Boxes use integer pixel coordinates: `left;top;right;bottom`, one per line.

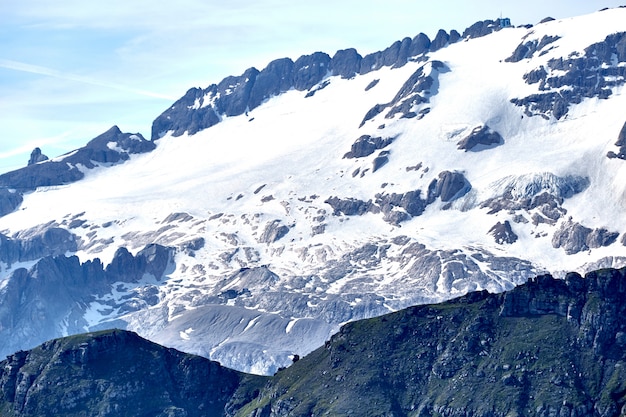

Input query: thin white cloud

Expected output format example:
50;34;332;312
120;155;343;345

0;59;176;100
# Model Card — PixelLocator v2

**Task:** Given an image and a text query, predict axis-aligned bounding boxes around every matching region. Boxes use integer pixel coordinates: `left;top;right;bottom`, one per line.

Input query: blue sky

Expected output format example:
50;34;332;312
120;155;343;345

1;1;624;173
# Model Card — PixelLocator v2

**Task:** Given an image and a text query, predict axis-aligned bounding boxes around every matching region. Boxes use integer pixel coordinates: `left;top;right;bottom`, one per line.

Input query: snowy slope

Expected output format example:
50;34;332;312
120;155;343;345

0;8;625;374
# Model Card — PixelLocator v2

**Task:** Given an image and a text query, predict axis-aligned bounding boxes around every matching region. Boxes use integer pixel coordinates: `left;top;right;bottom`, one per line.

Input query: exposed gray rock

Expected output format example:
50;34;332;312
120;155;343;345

330;48;362;79
359;37;415;75
607;120;626;160
449;29;461;44
587;228;619;248
372;151;390;172
375;189;427;220
505;35;561;63
461;19;504;39
410;33;431;56
223;266;279;292
0;226;79;267
489;221;518;244
248;58;294;110
0;126;155;191
430;29;450;52
512;32;626;119
427;171;471;203
16;227;78;262
27;148;48;166
364;79;379;91
456;125;503;151
552;219;619;254
0;242;176;359
343;135;395;159
360;60;449;126
258;220;290;244
215;67;259;116
324;197;375;216
304;79;330;98
552;220;593;254
152;87;221;138
0;188;23;217
106;244;174;282
293;52;331;91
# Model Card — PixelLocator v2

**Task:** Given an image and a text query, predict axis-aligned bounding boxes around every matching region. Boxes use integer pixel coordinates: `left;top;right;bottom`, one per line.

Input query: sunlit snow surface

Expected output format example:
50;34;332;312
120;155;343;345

1;8;626;374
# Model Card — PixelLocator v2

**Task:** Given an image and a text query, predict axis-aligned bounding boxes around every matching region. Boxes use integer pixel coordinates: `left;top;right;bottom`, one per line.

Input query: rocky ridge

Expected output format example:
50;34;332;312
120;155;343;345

238;267;626;417
0;9;625;375
0;267;625;417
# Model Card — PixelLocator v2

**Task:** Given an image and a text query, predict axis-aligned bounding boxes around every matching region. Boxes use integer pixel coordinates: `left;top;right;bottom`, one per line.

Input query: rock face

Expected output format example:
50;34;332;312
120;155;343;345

489;220;518;244
0;329;264;417
456;125;504;151
360;60;448;126
242;268;626;417
343;135;396;159
0;126;155;191
511;32;626;120
326;170;470;224
0;244;174;360
552;219;619;254
427;171;472;203
27;148;48;166
462;19;509;39
607;120;626;160
152;32;463;139
258;220;290;244
505;35;561;62
0;189;22;217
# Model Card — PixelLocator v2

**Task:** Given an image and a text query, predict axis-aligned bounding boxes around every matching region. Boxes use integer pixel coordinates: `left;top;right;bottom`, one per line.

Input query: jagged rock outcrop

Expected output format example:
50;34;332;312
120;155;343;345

258;220;290;244
552;219;619;254
511;32;626;119
330;48;362;79
456;125;504;151
0;127;155;191
105;243;174;282
430;29;450;52
27;148;48;166
343;135;395;159
375;189;427;223
427;170;471;204
360;60;448;126
489;220;518;244
151;17;529;142
324;196;375;216
152;32;457;138
505;35;561;62
326;170;469;224
0;226;77;267
0;189;22;217
462;19;509;39
0;244;175;360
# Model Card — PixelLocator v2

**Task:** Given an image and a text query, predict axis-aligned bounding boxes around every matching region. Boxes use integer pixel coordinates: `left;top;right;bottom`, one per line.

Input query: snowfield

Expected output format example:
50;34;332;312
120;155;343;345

1;7;626;374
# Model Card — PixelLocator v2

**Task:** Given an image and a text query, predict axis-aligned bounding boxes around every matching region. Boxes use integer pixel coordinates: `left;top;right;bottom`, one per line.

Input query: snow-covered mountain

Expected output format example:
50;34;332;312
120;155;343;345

1;8;626;374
